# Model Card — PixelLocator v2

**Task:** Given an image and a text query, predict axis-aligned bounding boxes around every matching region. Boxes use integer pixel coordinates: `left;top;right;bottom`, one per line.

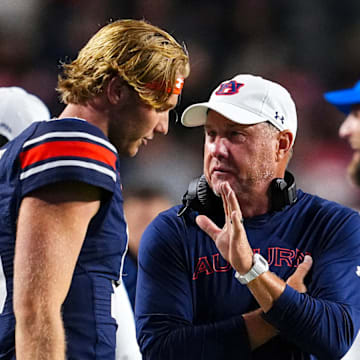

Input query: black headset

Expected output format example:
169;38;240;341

177;171;297;217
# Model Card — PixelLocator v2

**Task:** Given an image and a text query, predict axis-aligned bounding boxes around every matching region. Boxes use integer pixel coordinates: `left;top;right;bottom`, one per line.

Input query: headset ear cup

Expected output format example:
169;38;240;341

178;174;223;216
197;175;211;207
269;171;297;211
270;178;287;211
196;175;223;215
284;171;297;205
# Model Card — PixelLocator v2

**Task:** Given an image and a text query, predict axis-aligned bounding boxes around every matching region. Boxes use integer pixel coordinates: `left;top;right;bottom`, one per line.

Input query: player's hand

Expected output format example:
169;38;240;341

196;181;253;274
286;255;313;293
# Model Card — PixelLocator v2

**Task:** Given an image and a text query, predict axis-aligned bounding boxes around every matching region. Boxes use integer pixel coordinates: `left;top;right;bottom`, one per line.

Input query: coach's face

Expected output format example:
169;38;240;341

339;104;360;186
203;110;277;199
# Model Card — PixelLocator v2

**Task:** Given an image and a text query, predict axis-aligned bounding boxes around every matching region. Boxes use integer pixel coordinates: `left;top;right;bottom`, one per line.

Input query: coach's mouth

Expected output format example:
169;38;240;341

211;166;233;176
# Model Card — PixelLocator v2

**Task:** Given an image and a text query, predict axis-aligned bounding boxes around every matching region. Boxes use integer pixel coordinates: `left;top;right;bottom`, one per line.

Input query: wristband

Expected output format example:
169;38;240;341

235;253;269;285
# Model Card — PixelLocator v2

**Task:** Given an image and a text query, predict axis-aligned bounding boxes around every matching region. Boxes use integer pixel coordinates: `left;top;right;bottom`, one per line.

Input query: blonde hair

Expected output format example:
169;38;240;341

57;19;190;109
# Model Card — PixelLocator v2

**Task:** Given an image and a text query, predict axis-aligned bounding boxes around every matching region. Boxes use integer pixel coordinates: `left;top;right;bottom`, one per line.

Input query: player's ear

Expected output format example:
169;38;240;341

106;76;126;105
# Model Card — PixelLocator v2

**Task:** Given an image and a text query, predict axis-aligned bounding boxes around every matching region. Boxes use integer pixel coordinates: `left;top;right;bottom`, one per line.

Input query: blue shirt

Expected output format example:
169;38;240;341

136;190;360;359
0;118;128;359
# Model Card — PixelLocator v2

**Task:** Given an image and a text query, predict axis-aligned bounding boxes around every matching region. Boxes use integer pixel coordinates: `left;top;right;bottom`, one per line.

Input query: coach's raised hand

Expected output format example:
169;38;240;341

196;181;254;275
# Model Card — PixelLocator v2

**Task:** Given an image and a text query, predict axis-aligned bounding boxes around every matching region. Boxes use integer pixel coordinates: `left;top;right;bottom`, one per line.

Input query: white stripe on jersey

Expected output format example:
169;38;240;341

20;159;117;182
23;131;117;153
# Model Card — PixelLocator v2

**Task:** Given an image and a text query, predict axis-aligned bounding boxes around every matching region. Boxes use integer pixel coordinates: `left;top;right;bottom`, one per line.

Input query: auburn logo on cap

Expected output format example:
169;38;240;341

215;81;244;95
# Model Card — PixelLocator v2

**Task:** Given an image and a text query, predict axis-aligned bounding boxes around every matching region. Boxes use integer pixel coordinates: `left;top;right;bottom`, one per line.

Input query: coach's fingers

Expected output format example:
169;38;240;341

196;215;221;241
299;255;313;272
231;210;244;238
295;255;313;280
287;255;313;293
225;183;243;230
219;183;230;218
224;182;242;214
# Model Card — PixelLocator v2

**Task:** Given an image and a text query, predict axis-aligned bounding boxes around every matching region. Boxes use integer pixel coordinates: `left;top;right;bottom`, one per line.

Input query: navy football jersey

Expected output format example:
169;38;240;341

0;118;128;359
136;191;360;359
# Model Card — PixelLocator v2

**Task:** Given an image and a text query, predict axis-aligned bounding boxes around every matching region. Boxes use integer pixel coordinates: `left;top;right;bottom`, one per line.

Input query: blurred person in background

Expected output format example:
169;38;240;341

0;19;189;360
324;80;360;360
136;74;360;359
0;87;50;146
325;80;360;188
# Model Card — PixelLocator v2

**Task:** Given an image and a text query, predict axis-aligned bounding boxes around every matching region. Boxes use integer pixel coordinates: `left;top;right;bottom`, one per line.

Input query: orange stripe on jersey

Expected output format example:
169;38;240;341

19;141;117;170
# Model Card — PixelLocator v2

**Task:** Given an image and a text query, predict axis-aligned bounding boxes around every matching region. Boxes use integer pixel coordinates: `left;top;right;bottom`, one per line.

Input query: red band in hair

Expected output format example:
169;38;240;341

146;77;184;95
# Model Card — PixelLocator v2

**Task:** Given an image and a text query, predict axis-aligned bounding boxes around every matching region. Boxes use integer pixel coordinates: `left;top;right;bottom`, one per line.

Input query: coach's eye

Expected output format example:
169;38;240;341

228;131;246;142
206;130;217;139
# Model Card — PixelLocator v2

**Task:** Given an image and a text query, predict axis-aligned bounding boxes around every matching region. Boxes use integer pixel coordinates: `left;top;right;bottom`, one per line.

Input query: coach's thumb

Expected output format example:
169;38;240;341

196;215;220;241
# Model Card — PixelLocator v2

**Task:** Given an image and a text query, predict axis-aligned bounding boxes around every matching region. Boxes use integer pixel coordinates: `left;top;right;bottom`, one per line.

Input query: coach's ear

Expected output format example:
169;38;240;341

106;76;127;105
276;129;293;162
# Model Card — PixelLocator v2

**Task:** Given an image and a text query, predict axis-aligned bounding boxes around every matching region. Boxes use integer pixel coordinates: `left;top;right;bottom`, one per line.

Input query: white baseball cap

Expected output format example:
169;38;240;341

181;74;297;144
0;87;50;141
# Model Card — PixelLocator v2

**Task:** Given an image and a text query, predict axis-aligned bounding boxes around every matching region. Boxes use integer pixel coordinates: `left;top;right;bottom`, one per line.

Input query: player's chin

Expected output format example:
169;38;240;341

129;147;140;157
123;143;140;157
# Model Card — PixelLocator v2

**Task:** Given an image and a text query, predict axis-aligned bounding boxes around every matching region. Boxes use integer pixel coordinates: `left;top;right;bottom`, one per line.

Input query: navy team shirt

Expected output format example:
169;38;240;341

0;118;128;359
136;191;360;359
